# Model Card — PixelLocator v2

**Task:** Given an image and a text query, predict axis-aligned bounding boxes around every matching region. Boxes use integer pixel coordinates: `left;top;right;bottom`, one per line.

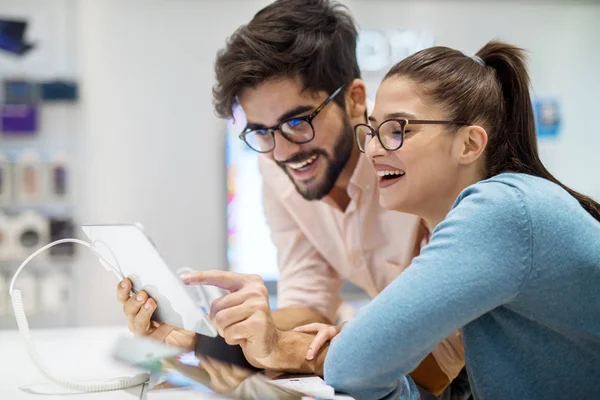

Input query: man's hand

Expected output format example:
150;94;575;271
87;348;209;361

117;278;196;351
181;271;281;369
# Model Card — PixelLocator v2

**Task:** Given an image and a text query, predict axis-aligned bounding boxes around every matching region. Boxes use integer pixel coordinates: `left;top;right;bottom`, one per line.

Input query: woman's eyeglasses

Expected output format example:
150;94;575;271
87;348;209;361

354;118;471;152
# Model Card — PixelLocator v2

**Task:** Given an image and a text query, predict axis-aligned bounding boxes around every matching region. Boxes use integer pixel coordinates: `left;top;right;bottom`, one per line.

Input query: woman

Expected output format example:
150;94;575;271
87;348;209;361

298;40;600;399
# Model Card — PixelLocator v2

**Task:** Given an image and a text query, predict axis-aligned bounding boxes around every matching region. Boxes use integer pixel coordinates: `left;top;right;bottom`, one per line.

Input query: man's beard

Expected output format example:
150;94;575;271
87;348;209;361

276;117;354;201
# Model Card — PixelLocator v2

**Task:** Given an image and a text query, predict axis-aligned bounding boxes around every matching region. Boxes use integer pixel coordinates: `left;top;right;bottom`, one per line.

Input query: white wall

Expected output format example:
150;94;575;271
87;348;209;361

75;0;272;324
3;0;594;325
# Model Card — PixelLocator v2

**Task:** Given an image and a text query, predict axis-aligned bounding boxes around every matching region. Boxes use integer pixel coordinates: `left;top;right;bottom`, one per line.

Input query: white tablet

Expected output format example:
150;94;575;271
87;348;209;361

81;223;217;337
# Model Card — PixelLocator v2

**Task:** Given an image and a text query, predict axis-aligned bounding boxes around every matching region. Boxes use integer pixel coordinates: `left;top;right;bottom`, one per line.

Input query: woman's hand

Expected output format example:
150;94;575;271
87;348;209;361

117;278;196;351
292;322;346;360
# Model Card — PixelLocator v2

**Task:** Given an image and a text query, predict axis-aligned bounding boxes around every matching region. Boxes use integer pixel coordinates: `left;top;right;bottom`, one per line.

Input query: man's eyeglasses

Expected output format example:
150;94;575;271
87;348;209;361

354;118;471;152
239;85;347;153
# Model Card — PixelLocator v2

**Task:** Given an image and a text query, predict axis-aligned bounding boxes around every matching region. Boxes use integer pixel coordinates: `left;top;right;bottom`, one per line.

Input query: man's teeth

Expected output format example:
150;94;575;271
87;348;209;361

289;155;318;170
377;170;405;179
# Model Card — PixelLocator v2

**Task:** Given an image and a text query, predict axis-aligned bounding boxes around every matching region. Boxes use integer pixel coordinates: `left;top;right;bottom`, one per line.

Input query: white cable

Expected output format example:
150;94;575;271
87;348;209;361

9;239;149;393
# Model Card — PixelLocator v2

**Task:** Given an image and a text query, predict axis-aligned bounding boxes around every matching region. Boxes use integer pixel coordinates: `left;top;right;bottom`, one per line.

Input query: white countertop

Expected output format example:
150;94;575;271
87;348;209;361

1;326;353;400
0;326;147;400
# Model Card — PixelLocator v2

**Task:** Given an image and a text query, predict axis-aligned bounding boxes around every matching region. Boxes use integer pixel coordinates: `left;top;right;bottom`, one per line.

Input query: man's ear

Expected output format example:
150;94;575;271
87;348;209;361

345;78;367;120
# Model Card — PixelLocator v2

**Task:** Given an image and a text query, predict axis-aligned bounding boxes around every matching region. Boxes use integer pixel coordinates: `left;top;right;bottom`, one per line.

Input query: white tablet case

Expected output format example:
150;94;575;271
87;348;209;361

81;224;217;337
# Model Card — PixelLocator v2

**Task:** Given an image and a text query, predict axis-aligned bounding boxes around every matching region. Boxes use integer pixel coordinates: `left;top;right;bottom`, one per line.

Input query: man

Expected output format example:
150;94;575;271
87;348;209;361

117;0;464;395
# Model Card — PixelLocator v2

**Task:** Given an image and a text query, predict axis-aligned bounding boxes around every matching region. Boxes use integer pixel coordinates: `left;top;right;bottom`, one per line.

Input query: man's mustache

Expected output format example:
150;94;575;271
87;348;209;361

276;149;328;167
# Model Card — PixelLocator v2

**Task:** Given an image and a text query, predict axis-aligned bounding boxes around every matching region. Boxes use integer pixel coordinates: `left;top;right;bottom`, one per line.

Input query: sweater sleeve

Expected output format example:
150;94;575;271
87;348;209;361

324;181;533;400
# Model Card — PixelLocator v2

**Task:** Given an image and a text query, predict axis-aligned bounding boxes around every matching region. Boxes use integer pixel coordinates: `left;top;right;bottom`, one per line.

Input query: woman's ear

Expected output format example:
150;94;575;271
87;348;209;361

457;125;488;166
345;78;367;120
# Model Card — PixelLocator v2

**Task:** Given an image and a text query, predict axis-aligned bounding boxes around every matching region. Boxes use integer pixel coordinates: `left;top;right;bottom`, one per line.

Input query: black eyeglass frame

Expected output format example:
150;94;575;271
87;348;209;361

238;84;347;153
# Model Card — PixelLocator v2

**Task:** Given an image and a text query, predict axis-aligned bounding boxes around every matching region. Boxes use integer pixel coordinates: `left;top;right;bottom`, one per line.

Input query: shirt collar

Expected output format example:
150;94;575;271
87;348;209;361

348;153;377;194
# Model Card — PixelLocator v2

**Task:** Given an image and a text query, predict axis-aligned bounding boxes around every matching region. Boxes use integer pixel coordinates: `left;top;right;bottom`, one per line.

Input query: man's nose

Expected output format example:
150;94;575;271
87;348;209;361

272;129;302;162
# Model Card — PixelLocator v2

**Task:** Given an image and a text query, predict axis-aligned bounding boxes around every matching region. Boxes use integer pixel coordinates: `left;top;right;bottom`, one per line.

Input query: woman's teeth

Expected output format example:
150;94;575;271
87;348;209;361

377;170;405;180
289;155;318;170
